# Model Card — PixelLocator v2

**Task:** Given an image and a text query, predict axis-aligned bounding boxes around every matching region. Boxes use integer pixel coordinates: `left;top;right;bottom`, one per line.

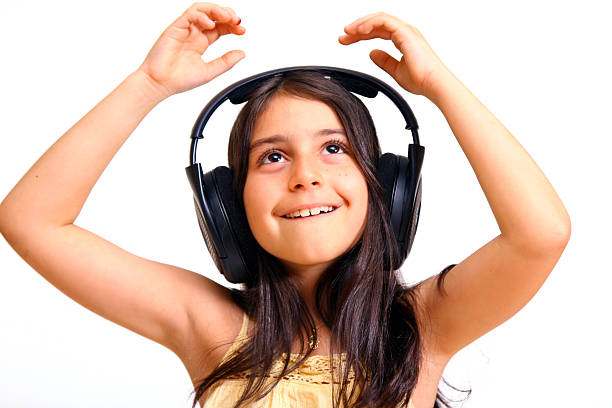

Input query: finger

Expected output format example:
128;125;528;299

356;15;403;37
203;49;246;82
184;9;216;32
340;15;409;52
172;3;243;39
203;21;245;47
343;12;404;36
338;30;391;46
221;22;246;36
182;6;243;47
343;12;381;33
172;7;214;32
344;12;404;36
197;4;236;24
338;33;357;45
195;4;243;36
221;5;241;25
369;49;400;77
216;16;245;36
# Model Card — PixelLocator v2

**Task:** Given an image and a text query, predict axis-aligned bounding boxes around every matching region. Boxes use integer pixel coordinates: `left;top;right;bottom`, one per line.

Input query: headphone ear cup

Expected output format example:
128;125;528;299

376;152;398;221
210;166;260;283
186;161;259;284
376;152;403;269
407;176;422;257
376;146;424;269
192;196;223;275
404;143;425;259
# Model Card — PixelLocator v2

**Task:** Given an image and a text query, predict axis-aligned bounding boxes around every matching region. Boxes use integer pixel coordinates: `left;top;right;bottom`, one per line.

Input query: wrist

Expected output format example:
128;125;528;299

424;68;464;107
128;69;172;105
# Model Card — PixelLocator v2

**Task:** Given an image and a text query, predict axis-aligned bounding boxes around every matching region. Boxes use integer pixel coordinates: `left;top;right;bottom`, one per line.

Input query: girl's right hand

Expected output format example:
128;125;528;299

137;2;245;101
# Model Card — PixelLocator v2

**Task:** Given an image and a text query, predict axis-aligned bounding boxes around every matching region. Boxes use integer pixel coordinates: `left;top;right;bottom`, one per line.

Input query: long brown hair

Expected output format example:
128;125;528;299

190;70;469;407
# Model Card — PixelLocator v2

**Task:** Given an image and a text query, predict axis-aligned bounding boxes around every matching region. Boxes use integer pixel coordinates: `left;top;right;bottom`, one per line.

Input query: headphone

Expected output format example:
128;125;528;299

185;66;425;284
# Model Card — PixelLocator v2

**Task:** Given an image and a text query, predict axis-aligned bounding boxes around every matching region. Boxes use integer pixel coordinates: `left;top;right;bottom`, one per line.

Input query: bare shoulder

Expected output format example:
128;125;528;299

399;281;453;407
406;274;453;363
175;273;246;381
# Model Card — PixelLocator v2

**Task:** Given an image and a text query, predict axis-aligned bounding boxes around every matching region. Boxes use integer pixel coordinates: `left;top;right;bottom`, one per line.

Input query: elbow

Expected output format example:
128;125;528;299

554;222;571;250
0;201;16;233
506;219;572;257
0;208;9;234
0;197;16;231
539;219;572;253
551;214;571;245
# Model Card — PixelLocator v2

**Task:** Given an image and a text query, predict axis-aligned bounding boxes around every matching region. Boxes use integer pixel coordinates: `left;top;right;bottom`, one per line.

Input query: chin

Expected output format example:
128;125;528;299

273;246;350;271
283;255;336;268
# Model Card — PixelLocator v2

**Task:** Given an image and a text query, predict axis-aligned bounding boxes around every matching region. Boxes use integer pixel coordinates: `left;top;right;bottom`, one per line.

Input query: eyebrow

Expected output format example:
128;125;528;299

249;129;346;152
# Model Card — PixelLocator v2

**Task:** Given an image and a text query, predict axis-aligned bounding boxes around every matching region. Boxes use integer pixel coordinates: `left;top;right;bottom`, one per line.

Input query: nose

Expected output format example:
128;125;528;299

288;156;323;192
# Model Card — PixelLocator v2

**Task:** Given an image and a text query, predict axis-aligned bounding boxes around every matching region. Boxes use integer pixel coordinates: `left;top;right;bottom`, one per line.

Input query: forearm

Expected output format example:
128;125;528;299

428;70;571;249
0;69;166;228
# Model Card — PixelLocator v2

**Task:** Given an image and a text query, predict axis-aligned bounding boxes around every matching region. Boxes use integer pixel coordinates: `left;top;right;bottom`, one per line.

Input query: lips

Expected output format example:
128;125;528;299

280;203;341;218
281;206;338;220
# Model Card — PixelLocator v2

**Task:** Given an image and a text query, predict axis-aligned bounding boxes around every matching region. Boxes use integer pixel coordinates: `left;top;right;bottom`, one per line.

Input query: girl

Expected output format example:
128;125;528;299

0;3;571;408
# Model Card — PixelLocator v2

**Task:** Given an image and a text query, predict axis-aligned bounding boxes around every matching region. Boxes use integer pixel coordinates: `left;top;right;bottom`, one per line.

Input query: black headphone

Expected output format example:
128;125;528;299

185;66;424;284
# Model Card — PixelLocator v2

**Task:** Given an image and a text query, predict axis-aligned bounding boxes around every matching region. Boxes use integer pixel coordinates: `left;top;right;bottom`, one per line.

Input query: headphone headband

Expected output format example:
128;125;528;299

189;65;419;166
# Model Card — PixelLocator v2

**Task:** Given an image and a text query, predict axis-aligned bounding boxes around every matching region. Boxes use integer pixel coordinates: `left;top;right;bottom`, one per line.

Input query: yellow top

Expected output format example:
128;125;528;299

199;311;415;408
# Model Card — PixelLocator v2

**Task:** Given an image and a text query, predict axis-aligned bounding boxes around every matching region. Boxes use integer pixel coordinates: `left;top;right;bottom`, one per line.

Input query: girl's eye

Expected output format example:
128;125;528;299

323;141;347;155
261;151;286;164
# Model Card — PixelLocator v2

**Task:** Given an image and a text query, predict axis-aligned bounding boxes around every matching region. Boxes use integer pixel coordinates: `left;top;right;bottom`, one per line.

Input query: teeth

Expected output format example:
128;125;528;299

285;206;334;219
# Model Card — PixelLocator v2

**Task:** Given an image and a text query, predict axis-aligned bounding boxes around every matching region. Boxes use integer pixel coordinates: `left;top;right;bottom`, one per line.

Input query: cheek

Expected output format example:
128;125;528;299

341;168;369;204
351;173;370;241
349;171;370;224
334;167;369;225
243;175;263;219
243;174;278;229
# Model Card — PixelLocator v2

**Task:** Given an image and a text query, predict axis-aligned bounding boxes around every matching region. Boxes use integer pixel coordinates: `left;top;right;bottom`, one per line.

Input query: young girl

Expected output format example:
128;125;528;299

0;3;571;408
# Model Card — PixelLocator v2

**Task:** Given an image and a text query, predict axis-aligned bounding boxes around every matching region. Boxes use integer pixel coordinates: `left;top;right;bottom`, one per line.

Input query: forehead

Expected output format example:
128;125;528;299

252;94;344;136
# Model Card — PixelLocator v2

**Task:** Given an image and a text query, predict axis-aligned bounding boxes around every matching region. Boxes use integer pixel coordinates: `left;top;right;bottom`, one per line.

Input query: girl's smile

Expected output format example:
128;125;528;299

242;93;368;272
280;204;339;219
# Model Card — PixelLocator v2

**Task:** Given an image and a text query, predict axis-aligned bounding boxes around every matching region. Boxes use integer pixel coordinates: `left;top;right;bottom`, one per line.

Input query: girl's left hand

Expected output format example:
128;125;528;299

339;12;450;99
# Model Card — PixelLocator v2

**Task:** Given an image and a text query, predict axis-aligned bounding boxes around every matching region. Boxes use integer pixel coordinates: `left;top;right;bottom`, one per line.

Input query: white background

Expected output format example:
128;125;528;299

0;0;609;407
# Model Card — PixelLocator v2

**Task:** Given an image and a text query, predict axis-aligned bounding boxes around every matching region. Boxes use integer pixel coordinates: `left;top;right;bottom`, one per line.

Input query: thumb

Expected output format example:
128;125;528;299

369;49;399;77
202;49;246;83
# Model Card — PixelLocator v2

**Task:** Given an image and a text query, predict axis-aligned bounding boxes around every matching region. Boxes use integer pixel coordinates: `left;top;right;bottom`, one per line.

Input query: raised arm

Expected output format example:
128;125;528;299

339;13;571;358
0;3;245;355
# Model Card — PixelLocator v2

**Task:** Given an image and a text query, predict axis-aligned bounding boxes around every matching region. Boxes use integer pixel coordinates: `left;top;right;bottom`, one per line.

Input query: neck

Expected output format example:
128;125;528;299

279;259;330;327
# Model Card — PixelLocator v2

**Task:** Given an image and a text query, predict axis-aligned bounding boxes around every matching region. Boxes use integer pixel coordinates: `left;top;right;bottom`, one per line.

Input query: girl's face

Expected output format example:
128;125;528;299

243;93;368;274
